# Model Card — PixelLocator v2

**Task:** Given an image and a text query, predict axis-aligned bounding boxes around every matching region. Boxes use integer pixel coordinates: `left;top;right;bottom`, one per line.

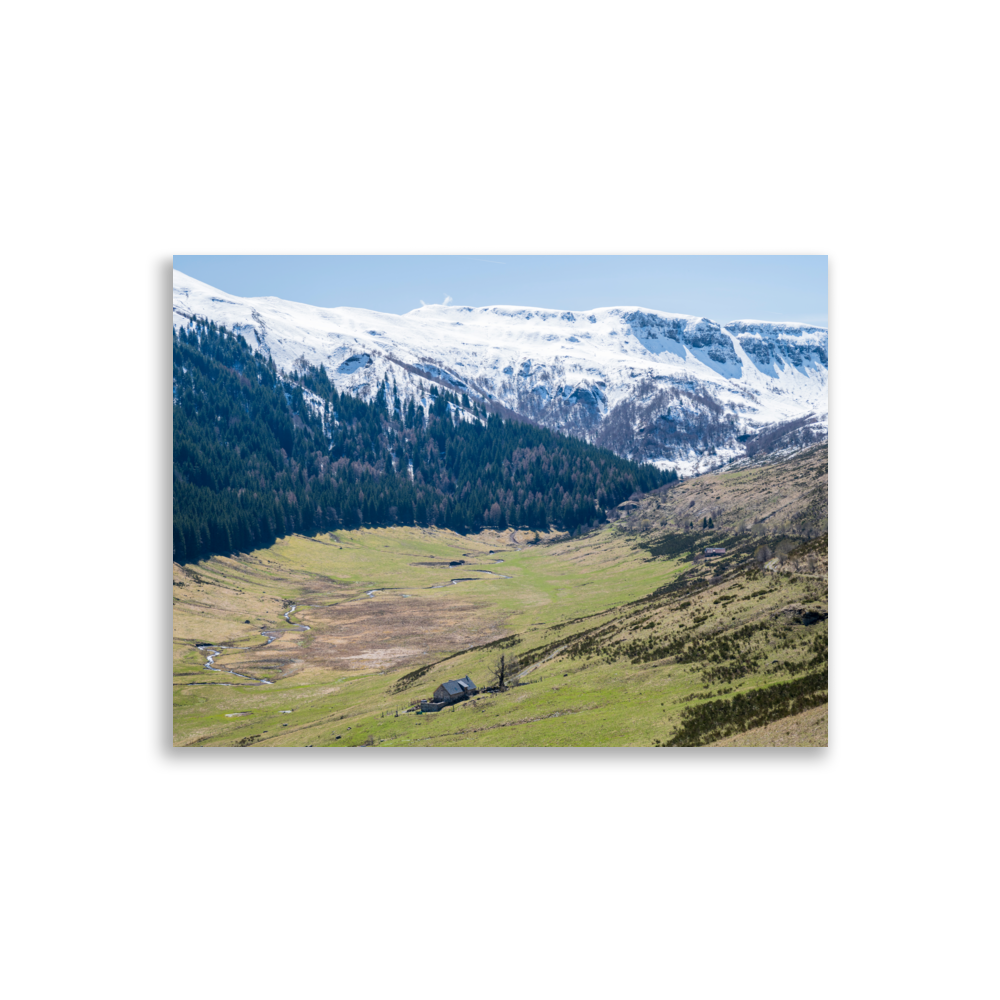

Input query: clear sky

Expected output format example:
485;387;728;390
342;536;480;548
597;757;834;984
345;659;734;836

173;255;828;327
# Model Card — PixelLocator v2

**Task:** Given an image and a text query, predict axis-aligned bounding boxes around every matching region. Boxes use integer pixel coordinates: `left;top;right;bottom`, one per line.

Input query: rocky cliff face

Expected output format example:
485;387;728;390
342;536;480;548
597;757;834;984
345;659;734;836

726;320;828;370
618;310;741;367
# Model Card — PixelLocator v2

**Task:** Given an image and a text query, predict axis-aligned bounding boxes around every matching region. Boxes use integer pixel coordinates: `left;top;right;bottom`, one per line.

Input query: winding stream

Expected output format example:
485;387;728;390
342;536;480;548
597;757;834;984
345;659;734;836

197;604;311;684
197;645;276;685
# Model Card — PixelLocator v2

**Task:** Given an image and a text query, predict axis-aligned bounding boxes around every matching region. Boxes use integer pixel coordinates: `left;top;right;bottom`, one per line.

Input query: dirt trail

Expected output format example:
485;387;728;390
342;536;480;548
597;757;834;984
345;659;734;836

516;645;566;681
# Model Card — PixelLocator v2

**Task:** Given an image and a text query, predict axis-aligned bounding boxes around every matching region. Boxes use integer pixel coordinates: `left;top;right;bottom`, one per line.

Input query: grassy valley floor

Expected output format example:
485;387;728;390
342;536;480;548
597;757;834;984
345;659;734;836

174;447;829;747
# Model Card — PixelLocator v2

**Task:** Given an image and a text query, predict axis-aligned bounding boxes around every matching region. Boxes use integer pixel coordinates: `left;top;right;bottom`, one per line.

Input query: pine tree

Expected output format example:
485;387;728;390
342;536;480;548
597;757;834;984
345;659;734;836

172;318;675;561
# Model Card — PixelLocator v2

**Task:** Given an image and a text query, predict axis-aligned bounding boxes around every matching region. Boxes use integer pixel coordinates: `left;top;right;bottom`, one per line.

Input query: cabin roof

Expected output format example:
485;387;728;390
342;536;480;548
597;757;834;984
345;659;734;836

438;676;477;697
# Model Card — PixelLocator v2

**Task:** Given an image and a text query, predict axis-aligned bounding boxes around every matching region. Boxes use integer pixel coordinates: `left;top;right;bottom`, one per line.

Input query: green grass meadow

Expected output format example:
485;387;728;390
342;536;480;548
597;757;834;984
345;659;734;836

174;504;828;747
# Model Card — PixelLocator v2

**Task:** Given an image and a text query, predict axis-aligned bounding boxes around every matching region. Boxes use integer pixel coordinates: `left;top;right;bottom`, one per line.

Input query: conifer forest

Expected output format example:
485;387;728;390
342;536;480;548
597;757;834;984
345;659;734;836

173;318;674;562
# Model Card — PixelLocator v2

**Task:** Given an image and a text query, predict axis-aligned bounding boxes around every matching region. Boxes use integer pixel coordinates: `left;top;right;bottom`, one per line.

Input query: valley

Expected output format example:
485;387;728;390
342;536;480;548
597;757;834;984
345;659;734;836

173;445;828;747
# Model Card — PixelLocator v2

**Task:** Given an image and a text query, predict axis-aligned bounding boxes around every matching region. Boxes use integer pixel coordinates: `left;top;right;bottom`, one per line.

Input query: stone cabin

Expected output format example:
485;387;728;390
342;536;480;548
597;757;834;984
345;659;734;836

420;676;478;713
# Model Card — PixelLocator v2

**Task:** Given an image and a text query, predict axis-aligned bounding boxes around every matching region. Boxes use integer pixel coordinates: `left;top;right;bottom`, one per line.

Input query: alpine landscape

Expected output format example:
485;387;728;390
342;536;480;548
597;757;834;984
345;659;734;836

173;264;829;747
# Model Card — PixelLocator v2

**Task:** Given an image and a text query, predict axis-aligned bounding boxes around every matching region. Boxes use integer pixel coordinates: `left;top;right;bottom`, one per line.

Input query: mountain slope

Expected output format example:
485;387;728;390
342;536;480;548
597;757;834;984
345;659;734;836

173;316;673;562
173;269;827;475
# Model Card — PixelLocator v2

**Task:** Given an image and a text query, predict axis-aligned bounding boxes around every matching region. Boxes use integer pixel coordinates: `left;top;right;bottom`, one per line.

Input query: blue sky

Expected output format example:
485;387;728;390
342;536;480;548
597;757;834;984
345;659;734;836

173;255;828;327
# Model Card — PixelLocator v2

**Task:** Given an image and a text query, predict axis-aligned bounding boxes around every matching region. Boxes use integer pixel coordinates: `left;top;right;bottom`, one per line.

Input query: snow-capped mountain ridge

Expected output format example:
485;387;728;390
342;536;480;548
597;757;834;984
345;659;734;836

173;270;827;475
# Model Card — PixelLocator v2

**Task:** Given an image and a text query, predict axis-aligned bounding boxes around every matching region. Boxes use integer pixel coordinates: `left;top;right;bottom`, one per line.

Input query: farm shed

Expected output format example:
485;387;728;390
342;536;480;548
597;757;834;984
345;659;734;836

704;547;727;556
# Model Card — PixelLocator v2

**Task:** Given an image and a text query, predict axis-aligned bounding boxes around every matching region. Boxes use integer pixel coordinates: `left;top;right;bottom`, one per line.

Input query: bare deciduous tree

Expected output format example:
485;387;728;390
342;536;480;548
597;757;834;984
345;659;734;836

490;653;521;691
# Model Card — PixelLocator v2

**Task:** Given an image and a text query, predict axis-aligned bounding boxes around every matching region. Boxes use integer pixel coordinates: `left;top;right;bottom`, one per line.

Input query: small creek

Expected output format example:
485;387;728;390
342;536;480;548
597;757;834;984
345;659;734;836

197;604;311;685
197;645;276;685
285;604;311;627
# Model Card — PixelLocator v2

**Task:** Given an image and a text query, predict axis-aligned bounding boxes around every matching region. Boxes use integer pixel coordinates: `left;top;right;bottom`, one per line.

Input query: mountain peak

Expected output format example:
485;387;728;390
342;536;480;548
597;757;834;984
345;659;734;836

173;269;827;476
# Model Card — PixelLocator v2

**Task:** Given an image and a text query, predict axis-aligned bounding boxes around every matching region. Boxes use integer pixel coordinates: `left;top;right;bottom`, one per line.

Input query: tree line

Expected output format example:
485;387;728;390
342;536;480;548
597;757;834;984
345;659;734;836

173;317;675;562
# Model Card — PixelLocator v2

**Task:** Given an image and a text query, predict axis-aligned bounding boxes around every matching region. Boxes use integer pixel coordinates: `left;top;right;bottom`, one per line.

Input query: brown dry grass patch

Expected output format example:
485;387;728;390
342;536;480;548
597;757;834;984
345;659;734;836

208;591;510;680
707;704;828;747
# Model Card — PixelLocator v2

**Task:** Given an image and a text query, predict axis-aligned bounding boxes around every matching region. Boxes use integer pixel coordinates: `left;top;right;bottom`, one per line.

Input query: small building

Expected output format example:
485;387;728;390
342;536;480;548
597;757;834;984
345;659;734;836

704;547;727;556
433;677;477;703
420;676;478;713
